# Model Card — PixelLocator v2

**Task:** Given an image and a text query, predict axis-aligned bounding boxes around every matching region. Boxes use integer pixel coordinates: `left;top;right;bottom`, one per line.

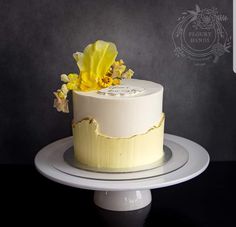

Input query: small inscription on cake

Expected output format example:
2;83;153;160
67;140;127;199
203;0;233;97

98;85;145;96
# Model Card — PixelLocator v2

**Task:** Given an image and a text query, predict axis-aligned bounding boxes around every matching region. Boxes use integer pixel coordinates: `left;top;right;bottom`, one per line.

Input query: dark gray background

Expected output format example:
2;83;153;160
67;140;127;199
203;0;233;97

0;0;235;164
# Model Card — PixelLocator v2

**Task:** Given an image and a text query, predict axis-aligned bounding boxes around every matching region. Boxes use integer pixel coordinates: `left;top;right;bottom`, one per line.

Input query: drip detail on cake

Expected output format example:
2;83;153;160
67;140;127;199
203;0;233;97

72;113;165;170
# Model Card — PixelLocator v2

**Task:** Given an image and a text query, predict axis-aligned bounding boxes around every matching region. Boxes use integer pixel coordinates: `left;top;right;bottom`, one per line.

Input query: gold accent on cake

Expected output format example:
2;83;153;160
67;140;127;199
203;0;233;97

72;113;165;170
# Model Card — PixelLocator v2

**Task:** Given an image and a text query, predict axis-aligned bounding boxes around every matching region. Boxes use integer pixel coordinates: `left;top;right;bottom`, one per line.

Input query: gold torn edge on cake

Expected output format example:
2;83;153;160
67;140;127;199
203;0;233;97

72;113;165;139
73;113;165;169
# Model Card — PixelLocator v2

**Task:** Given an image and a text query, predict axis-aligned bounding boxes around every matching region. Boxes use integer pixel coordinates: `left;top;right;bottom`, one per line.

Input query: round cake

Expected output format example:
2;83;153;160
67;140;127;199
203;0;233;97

53;40;165;172
72;79;165;171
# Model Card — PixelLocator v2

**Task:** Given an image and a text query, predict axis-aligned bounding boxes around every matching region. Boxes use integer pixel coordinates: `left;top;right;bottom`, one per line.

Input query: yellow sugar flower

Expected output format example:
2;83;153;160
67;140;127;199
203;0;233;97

122;69;134;79
67;82;77;90
99;75;113;88
111;63;126;78
65;73;80;90
61;74;69;83
53;92;69;113
73;40;118;81
78;72;101;91
68;73;79;81
113;59;124;67
56;90;66;99
110;59;134;80
54;84;68;100
61;84;68;95
53;40;134;113
112;78;121;85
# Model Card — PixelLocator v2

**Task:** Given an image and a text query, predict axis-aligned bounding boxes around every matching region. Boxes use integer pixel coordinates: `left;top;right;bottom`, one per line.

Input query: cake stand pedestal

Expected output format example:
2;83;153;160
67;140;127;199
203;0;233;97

94;190;152;211
35;134;209;211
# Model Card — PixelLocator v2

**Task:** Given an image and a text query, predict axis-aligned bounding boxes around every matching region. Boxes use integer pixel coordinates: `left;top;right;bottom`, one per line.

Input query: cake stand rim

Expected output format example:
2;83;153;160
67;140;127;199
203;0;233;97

34;133;210;191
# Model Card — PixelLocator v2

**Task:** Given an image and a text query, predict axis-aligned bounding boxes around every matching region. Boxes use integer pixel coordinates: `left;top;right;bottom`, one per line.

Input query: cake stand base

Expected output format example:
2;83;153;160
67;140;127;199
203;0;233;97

35;134;210;212
94;190;151;211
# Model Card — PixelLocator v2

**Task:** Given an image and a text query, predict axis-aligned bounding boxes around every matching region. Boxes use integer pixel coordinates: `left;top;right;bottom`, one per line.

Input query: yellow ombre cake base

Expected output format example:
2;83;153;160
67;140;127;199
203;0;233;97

72;113;165;172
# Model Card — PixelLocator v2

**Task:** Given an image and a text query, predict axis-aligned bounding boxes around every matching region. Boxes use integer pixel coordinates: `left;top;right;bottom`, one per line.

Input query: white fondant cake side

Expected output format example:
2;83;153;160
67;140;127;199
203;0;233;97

73;79;163;137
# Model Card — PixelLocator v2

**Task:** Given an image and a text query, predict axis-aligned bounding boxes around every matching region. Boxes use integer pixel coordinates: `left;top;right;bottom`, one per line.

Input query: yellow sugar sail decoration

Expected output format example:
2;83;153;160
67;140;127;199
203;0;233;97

53;40;134;113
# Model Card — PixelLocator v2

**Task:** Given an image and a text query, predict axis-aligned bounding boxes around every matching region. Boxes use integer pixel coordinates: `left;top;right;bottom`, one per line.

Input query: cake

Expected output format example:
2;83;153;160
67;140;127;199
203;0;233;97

53;40;165;172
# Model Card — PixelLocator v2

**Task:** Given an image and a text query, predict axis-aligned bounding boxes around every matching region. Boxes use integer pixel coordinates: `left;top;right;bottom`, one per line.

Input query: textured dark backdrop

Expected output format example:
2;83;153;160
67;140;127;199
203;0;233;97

0;0;235;164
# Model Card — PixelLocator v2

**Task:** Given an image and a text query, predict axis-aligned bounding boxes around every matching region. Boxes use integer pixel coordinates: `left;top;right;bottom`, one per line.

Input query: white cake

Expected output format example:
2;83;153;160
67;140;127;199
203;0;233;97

72;79;165;171
53;40;165;172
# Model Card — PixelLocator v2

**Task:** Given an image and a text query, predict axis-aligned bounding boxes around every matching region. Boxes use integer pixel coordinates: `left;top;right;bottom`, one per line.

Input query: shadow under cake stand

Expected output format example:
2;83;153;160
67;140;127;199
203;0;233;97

34;134;209;211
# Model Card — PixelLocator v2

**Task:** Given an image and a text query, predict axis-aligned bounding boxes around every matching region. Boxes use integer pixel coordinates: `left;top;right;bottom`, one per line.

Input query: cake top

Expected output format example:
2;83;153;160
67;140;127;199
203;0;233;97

73;79;163;100
53;40;134;113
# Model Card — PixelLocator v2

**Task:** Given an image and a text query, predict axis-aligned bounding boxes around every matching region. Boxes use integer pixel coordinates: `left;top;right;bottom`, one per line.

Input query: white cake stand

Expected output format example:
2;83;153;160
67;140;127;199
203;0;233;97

34;134;209;211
